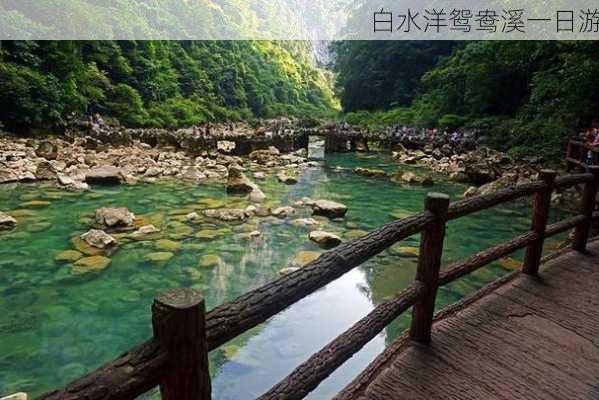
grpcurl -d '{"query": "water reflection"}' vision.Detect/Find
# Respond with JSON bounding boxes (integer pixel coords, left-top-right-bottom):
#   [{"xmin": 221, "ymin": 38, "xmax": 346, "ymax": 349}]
[{"xmin": 212, "ymin": 268, "xmax": 385, "ymax": 400}]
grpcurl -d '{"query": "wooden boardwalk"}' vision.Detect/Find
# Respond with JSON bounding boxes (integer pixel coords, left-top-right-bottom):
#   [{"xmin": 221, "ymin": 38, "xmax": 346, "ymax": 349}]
[{"xmin": 338, "ymin": 242, "xmax": 599, "ymax": 400}]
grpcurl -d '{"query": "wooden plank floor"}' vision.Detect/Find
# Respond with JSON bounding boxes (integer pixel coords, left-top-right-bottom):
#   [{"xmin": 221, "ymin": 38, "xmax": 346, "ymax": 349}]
[{"xmin": 338, "ymin": 243, "xmax": 599, "ymax": 400}]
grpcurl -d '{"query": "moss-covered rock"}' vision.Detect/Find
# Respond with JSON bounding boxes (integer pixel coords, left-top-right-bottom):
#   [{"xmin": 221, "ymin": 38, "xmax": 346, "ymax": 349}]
[
  {"xmin": 144, "ymin": 252, "xmax": 174, "ymax": 263},
  {"xmin": 155, "ymin": 239, "xmax": 182, "ymax": 252},
  {"xmin": 73, "ymin": 255, "xmax": 112, "ymax": 273},
  {"xmin": 199, "ymin": 254, "xmax": 222, "ymax": 268},
  {"xmin": 55, "ymin": 250, "xmax": 84, "ymax": 263}
]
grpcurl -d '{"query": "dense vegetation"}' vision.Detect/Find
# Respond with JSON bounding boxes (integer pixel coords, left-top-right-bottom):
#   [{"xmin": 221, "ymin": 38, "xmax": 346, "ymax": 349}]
[
  {"xmin": 334, "ymin": 41, "xmax": 599, "ymax": 161},
  {"xmin": 0, "ymin": 40, "xmax": 337, "ymax": 132}
]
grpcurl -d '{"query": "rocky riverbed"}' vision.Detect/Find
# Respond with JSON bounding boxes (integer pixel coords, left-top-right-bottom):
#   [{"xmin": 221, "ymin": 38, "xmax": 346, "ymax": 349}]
[{"xmin": 0, "ymin": 134, "xmax": 573, "ymax": 399}]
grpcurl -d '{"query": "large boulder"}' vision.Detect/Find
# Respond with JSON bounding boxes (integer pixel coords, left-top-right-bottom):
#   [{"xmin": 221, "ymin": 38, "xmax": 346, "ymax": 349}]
[
  {"xmin": 309, "ymin": 231, "xmax": 342, "ymax": 249},
  {"xmin": 35, "ymin": 161, "xmax": 57, "ymax": 180},
  {"xmin": 181, "ymin": 167, "xmax": 206, "ymax": 182},
  {"xmin": 249, "ymin": 147, "xmax": 280, "ymax": 164},
  {"xmin": 80, "ymin": 229, "xmax": 117, "ymax": 249},
  {"xmin": 35, "ymin": 140, "xmax": 58, "ymax": 160},
  {"xmin": 0, "ymin": 168, "xmax": 19, "ymax": 184},
  {"xmin": 249, "ymin": 187, "xmax": 266, "ymax": 203},
  {"xmin": 57, "ymin": 174, "xmax": 89, "ymax": 191},
  {"xmin": 468, "ymin": 174, "xmax": 518, "ymax": 197},
  {"xmin": 226, "ymin": 167, "xmax": 255, "ymax": 194},
  {"xmin": 0, "ymin": 211, "xmax": 17, "ymax": 230},
  {"xmin": 95, "ymin": 207, "xmax": 135, "ymax": 228},
  {"xmin": 73, "ymin": 255, "xmax": 112, "ymax": 272},
  {"xmin": 311, "ymin": 200, "xmax": 348, "ymax": 219},
  {"xmin": 85, "ymin": 166, "xmax": 124, "ymax": 185},
  {"xmin": 464, "ymin": 163, "xmax": 496, "ymax": 185}
]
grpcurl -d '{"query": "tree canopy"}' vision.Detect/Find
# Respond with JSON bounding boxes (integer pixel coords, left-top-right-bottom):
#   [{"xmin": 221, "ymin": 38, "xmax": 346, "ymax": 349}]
[
  {"xmin": 333, "ymin": 40, "xmax": 599, "ymax": 161},
  {"xmin": 0, "ymin": 40, "xmax": 337, "ymax": 132}
]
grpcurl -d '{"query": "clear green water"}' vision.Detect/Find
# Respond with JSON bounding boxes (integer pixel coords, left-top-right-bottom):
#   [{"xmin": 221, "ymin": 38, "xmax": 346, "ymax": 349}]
[{"xmin": 0, "ymin": 152, "xmax": 566, "ymax": 399}]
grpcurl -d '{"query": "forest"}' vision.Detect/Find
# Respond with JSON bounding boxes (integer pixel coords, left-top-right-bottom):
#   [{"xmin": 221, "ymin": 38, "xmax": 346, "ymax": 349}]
[
  {"xmin": 0, "ymin": 40, "xmax": 337, "ymax": 131},
  {"xmin": 1, "ymin": 39, "xmax": 598, "ymax": 161},
  {"xmin": 334, "ymin": 41, "xmax": 599, "ymax": 160}
]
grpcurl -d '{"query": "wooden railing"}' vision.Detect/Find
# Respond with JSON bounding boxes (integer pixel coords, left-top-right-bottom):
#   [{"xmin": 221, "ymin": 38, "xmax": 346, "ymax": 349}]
[
  {"xmin": 38, "ymin": 167, "xmax": 599, "ymax": 400},
  {"xmin": 566, "ymin": 139, "xmax": 599, "ymax": 171}
]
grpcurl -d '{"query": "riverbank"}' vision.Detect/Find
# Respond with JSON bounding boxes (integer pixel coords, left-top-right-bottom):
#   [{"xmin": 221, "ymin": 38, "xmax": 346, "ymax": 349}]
[{"xmin": 0, "ymin": 118, "xmax": 579, "ymax": 212}]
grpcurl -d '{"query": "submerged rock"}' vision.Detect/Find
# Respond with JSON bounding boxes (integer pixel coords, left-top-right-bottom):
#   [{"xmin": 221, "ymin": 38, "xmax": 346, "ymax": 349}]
[
  {"xmin": 21, "ymin": 200, "xmax": 51, "ymax": 208},
  {"xmin": 0, "ymin": 212, "xmax": 17, "ymax": 230},
  {"xmin": 195, "ymin": 229, "xmax": 223, "ymax": 240},
  {"xmin": 26, "ymin": 221, "xmax": 52, "ymax": 233},
  {"xmin": 498, "ymin": 257, "xmax": 521, "ymax": 270},
  {"xmin": 311, "ymin": 200, "xmax": 348, "ymax": 219},
  {"xmin": 345, "ymin": 230, "xmax": 369, "ymax": 240},
  {"xmin": 353, "ymin": 167, "xmax": 387, "ymax": 178},
  {"xmin": 144, "ymin": 252, "xmax": 174, "ymax": 263},
  {"xmin": 95, "ymin": 207, "xmax": 135, "ymax": 228},
  {"xmin": 156, "ymin": 239, "xmax": 182, "ymax": 252},
  {"xmin": 309, "ymin": 231, "xmax": 342, "ymax": 249},
  {"xmin": 80, "ymin": 229, "xmax": 117, "ymax": 249},
  {"xmin": 290, "ymin": 218, "xmax": 320, "ymax": 228},
  {"xmin": 73, "ymin": 255, "xmax": 112, "ymax": 272},
  {"xmin": 54, "ymin": 250, "xmax": 84, "ymax": 263},
  {"xmin": 199, "ymin": 254, "xmax": 222, "ymax": 268},
  {"xmin": 290, "ymin": 251, "xmax": 321, "ymax": 268},
  {"xmin": 391, "ymin": 246, "xmax": 420, "ymax": 258},
  {"xmin": 71, "ymin": 237, "xmax": 104, "ymax": 256}
]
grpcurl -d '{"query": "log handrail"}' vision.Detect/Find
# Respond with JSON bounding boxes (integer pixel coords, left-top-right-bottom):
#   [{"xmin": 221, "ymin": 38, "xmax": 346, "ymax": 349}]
[
  {"xmin": 554, "ymin": 172, "xmax": 593, "ymax": 189},
  {"xmin": 37, "ymin": 168, "xmax": 599, "ymax": 400}
]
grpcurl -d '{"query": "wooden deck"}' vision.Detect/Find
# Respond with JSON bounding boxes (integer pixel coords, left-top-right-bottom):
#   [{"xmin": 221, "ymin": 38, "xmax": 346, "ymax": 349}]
[{"xmin": 338, "ymin": 242, "xmax": 599, "ymax": 400}]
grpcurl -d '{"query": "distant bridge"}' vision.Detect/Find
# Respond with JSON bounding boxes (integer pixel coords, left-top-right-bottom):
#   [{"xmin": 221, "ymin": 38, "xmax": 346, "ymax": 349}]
[{"xmin": 38, "ymin": 167, "xmax": 599, "ymax": 400}]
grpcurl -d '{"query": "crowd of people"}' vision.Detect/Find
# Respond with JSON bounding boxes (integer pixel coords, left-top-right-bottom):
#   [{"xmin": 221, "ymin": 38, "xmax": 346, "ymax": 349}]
[
  {"xmin": 579, "ymin": 128, "xmax": 599, "ymax": 147},
  {"xmin": 389, "ymin": 126, "xmax": 478, "ymax": 149}
]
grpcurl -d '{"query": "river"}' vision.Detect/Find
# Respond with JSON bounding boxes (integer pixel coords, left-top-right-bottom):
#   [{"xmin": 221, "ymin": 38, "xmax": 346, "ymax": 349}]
[{"xmin": 0, "ymin": 151, "xmax": 566, "ymax": 399}]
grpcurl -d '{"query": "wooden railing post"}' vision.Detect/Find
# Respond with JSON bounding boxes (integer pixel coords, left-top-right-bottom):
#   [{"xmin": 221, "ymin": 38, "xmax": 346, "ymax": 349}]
[
  {"xmin": 566, "ymin": 141, "xmax": 573, "ymax": 171},
  {"xmin": 410, "ymin": 192, "xmax": 450, "ymax": 344},
  {"xmin": 152, "ymin": 288, "xmax": 211, "ymax": 400},
  {"xmin": 522, "ymin": 169, "xmax": 556, "ymax": 276},
  {"xmin": 572, "ymin": 165, "xmax": 599, "ymax": 252}
]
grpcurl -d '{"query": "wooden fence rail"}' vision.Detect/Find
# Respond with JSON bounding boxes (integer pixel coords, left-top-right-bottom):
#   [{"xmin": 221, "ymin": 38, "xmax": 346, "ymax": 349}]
[{"xmin": 38, "ymin": 167, "xmax": 599, "ymax": 400}]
